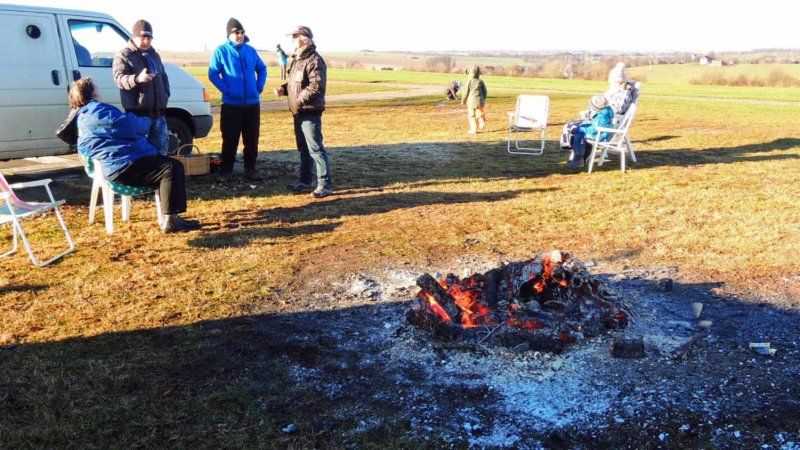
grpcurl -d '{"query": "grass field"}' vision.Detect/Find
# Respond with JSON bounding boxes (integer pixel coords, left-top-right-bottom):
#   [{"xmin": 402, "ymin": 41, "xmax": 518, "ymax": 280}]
[
  {"xmin": 2, "ymin": 65, "xmax": 800, "ymax": 447},
  {"xmin": 184, "ymin": 66, "xmax": 402, "ymax": 107}
]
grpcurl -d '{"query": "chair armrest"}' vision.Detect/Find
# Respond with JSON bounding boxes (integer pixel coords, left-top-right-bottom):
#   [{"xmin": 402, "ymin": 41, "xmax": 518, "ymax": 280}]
[
  {"xmin": 595, "ymin": 127, "xmax": 625, "ymax": 135},
  {"xmin": 8, "ymin": 179, "xmax": 53, "ymax": 190}
]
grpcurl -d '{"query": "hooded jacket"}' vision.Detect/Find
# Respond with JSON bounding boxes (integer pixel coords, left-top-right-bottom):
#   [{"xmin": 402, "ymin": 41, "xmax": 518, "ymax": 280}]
[
  {"xmin": 208, "ymin": 37, "xmax": 267, "ymax": 106},
  {"xmin": 580, "ymin": 106, "xmax": 615, "ymax": 142},
  {"xmin": 76, "ymin": 101, "xmax": 157, "ymax": 179},
  {"xmin": 112, "ymin": 40, "xmax": 170, "ymax": 117},
  {"xmin": 279, "ymin": 43, "xmax": 327, "ymax": 114},
  {"xmin": 462, "ymin": 65, "xmax": 487, "ymax": 109}
]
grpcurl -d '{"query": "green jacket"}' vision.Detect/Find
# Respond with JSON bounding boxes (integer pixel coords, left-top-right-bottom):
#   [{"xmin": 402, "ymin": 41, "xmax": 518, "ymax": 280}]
[{"xmin": 462, "ymin": 65, "xmax": 487, "ymax": 109}]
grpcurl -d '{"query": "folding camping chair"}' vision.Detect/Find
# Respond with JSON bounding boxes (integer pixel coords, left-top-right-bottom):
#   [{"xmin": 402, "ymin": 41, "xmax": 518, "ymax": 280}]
[
  {"xmin": 0, "ymin": 171, "xmax": 74, "ymax": 267},
  {"xmin": 507, "ymin": 95, "xmax": 550, "ymax": 155},
  {"xmin": 586, "ymin": 102, "xmax": 639, "ymax": 173}
]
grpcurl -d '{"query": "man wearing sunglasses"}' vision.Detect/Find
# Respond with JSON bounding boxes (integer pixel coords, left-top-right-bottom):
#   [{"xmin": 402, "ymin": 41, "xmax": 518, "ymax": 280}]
[
  {"xmin": 208, "ymin": 18, "xmax": 267, "ymax": 181},
  {"xmin": 275, "ymin": 26, "xmax": 333, "ymax": 198}
]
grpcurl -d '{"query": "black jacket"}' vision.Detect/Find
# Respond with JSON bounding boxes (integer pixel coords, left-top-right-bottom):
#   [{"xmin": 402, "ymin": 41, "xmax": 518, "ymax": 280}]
[{"xmin": 112, "ymin": 41, "xmax": 170, "ymax": 117}]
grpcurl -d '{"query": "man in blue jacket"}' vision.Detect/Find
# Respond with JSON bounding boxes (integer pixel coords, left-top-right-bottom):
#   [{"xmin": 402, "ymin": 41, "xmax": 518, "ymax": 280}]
[{"xmin": 208, "ymin": 18, "xmax": 267, "ymax": 181}]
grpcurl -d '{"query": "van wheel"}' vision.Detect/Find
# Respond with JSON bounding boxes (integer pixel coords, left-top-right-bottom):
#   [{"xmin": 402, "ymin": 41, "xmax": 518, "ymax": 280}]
[{"xmin": 166, "ymin": 117, "xmax": 193, "ymax": 155}]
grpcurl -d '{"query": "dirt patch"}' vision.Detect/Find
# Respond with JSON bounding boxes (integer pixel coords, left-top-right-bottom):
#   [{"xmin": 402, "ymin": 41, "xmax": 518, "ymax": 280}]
[{"xmin": 260, "ymin": 259, "xmax": 800, "ymax": 448}]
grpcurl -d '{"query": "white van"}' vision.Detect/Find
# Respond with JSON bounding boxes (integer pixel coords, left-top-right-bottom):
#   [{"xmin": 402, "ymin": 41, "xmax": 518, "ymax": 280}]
[{"xmin": 0, "ymin": 4, "xmax": 212, "ymax": 160}]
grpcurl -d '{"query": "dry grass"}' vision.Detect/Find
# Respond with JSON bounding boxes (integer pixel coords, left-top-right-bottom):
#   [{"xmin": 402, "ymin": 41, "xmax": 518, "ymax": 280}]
[{"xmin": 2, "ymin": 72, "xmax": 800, "ymax": 446}]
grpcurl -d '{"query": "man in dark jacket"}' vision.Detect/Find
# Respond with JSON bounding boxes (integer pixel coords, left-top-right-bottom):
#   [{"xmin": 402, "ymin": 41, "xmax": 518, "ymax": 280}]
[
  {"xmin": 113, "ymin": 20, "xmax": 170, "ymax": 156},
  {"xmin": 275, "ymin": 26, "xmax": 333, "ymax": 198},
  {"xmin": 208, "ymin": 18, "xmax": 267, "ymax": 181}
]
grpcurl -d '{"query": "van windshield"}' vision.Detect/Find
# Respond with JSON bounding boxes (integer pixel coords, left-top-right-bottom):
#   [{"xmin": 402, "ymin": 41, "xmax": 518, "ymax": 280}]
[{"xmin": 68, "ymin": 20, "xmax": 128, "ymax": 67}]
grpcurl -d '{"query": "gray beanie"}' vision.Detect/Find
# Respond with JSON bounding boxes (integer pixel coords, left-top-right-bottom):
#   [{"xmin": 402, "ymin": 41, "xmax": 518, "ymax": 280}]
[
  {"xmin": 589, "ymin": 95, "xmax": 608, "ymax": 112},
  {"xmin": 226, "ymin": 18, "xmax": 244, "ymax": 35}
]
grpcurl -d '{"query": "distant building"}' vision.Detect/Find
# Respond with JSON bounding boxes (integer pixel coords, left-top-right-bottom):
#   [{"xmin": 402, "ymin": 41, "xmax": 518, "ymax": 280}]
[{"xmin": 699, "ymin": 55, "xmax": 712, "ymax": 65}]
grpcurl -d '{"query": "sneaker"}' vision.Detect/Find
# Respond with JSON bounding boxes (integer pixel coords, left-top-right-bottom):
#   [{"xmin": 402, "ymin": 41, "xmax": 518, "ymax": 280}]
[
  {"xmin": 174, "ymin": 216, "xmax": 201, "ymax": 229},
  {"xmin": 467, "ymin": 129, "xmax": 477, "ymax": 135},
  {"xmin": 161, "ymin": 214, "xmax": 200, "ymax": 233},
  {"xmin": 244, "ymin": 169, "xmax": 263, "ymax": 181},
  {"xmin": 287, "ymin": 180, "xmax": 315, "ymax": 193},
  {"xmin": 311, "ymin": 185, "xmax": 333, "ymax": 198}
]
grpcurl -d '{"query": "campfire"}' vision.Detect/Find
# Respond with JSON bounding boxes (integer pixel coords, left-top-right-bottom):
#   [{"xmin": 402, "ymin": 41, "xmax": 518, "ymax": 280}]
[{"xmin": 406, "ymin": 251, "xmax": 630, "ymax": 353}]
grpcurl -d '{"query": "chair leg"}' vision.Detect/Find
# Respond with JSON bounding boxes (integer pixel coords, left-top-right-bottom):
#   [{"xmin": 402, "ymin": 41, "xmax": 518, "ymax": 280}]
[
  {"xmin": 626, "ymin": 135, "xmax": 637, "ymax": 162},
  {"xmin": 599, "ymin": 146, "xmax": 610, "ymax": 167},
  {"xmin": 89, "ymin": 179, "xmax": 100, "ymax": 224},
  {"xmin": 621, "ymin": 146, "xmax": 626, "ymax": 172},
  {"xmin": 101, "ymin": 185, "xmax": 114, "ymax": 234},
  {"xmin": 13, "ymin": 208, "xmax": 75, "ymax": 268},
  {"xmin": 121, "ymin": 196, "xmax": 132, "ymax": 221}
]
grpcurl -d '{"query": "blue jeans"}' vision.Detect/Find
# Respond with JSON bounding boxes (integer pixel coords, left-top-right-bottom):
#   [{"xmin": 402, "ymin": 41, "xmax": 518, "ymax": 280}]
[
  {"xmin": 294, "ymin": 113, "xmax": 331, "ymax": 188},
  {"xmin": 570, "ymin": 124, "xmax": 593, "ymax": 161},
  {"xmin": 148, "ymin": 115, "xmax": 169, "ymax": 156}
]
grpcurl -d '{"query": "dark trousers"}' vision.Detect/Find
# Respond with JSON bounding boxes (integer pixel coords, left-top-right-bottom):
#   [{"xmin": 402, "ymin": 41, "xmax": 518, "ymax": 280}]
[
  {"xmin": 110, "ymin": 155, "xmax": 187, "ymax": 215},
  {"xmin": 293, "ymin": 112, "xmax": 331, "ymax": 187},
  {"xmin": 220, "ymin": 103, "xmax": 260, "ymax": 172}
]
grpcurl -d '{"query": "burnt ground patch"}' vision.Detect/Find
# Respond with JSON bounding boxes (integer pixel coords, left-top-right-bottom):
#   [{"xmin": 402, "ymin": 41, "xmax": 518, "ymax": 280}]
[{"xmin": 1, "ymin": 263, "xmax": 799, "ymax": 448}]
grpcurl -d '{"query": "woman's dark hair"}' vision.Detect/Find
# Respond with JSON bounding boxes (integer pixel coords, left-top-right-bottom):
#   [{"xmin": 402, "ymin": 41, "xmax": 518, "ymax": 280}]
[{"xmin": 68, "ymin": 77, "xmax": 96, "ymax": 109}]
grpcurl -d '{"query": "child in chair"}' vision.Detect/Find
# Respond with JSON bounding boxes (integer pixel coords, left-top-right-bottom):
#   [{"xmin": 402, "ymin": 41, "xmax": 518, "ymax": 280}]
[{"xmin": 567, "ymin": 95, "xmax": 614, "ymax": 168}]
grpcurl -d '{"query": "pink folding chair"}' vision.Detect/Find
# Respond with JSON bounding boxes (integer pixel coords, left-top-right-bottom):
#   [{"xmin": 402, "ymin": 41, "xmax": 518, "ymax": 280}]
[{"xmin": 0, "ymin": 171, "xmax": 74, "ymax": 267}]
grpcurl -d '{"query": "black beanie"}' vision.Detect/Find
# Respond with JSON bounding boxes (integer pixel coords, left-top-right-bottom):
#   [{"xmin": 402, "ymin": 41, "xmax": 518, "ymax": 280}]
[
  {"xmin": 226, "ymin": 18, "xmax": 244, "ymax": 35},
  {"xmin": 132, "ymin": 19, "xmax": 153, "ymax": 38}
]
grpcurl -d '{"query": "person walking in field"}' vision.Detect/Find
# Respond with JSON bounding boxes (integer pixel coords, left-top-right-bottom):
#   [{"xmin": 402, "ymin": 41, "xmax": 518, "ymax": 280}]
[
  {"xmin": 461, "ymin": 65, "xmax": 487, "ymax": 134},
  {"xmin": 275, "ymin": 26, "xmax": 333, "ymax": 199},
  {"xmin": 208, "ymin": 18, "xmax": 267, "ymax": 181},
  {"xmin": 276, "ymin": 44, "xmax": 288, "ymax": 80},
  {"xmin": 113, "ymin": 19, "xmax": 170, "ymax": 156}
]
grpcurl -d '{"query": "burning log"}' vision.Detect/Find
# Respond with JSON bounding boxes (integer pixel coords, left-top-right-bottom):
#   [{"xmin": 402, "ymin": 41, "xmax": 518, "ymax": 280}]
[
  {"xmin": 415, "ymin": 274, "xmax": 462, "ymax": 324},
  {"xmin": 408, "ymin": 252, "xmax": 630, "ymax": 353}
]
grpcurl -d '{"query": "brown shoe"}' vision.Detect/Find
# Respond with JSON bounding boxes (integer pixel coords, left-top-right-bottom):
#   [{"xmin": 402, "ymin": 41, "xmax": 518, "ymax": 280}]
[{"xmin": 244, "ymin": 169, "xmax": 263, "ymax": 181}]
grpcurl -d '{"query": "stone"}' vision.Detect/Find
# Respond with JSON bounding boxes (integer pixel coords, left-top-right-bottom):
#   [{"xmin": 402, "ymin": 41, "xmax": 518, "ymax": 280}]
[{"xmin": 612, "ymin": 336, "xmax": 646, "ymax": 358}]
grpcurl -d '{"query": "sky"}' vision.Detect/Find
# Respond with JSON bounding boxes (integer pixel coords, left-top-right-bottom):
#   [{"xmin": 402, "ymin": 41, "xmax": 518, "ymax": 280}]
[{"xmin": 8, "ymin": 0, "xmax": 800, "ymax": 53}]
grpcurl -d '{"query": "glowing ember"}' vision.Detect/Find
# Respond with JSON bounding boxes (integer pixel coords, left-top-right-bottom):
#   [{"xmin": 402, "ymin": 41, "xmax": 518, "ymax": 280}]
[{"xmin": 406, "ymin": 252, "xmax": 630, "ymax": 352}]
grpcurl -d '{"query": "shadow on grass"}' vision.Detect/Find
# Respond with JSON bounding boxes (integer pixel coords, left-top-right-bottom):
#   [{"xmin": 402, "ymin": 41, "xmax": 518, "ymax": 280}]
[
  {"xmin": 0, "ymin": 284, "xmax": 49, "ymax": 295},
  {"xmin": 188, "ymin": 187, "xmax": 554, "ymax": 249},
  {"xmin": 619, "ymin": 137, "xmax": 800, "ymax": 171},
  {"xmin": 1, "ymin": 279, "xmax": 798, "ymax": 448}
]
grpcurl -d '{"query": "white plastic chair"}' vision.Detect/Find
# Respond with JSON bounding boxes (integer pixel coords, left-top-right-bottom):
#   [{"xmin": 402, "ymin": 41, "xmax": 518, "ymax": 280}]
[
  {"xmin": 85, "ymin": 158, "xmax": 162, "ymax": 234},
  {"xmin": 0, "ymin": 171, "xmax": 74, "ymax": 267},
  {"xmin": 586, "ymin": 103, "xmax": 639, "ymax": 173},
  {"xmin": 507, "ymin": 95, "xmax": 550, "ymax": 155}
]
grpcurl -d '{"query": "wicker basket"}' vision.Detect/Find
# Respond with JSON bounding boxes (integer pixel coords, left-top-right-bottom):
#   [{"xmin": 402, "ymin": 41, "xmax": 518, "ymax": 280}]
[{"xmin": 173, "ymin": 144, "xmax": 210, "ymax": 176}]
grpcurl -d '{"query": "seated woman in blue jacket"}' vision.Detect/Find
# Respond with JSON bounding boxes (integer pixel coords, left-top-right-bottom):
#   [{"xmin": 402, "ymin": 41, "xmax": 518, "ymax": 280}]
[
  {"xmin": 567, "ymin": 95, "xmax": 615, "ymax": 168},
  {"xmin": 68, "ymin": 77, "xmax": 201, "ymax": 233}
]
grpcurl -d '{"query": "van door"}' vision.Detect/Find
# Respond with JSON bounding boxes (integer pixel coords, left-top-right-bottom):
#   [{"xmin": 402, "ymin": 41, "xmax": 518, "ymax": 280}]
[
  {"xmin": 58, "ymin": 15, "xmax": 130, "ymax": 111},
  {"xmin": 0, "ymin": 11, "xmax": 69, "ymax": 159}
]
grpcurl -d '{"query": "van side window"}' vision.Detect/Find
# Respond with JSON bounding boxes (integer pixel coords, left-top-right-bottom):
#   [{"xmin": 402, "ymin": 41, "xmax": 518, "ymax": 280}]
[{"xmin": 68, "ymin": 20, "xmax": 128, "ymax": 67}]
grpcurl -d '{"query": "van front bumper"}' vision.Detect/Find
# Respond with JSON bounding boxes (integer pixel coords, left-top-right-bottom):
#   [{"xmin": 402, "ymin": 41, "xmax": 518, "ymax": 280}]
[{"xmin": 192, "ymin": 115, "xmax": 214, "ymax": 138}]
